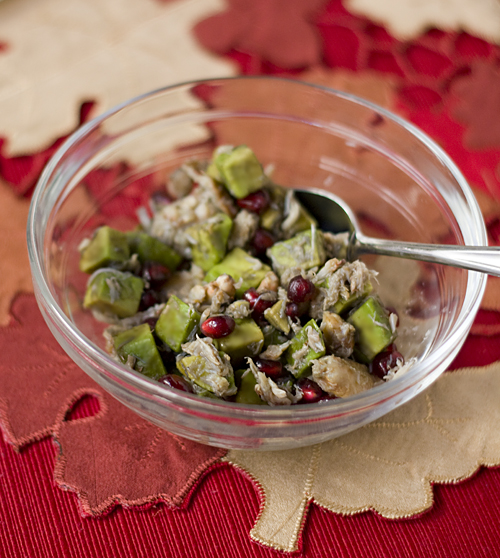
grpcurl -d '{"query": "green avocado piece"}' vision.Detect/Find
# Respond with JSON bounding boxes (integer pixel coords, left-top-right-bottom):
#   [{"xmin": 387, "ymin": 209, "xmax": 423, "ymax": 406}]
[
  {"xmin": 126, "ymin": 230, "xmax": 182, "ymax": 271},
  {"xmin": 285, "ymin": 319, "xmax": 326, "ymax": 378},
  {"xmin": 267, "ymin": 229, "xmax": 326, "ymax": 277},
  {"xmin": 213, "ymin": 318, "xmax": 264, "ymax": 364},
  {"xmin": 263, "ymin": 300, "xmax": 290, "ymax": 334},
  {"xmin": 79, "ymin": 226, "xmax": 130, "ymax": 273},
  {"xmin": 213, "ymin": 145, "xmax": 266, "ymax": 199},
  {"xmin": 83, "ymin": 270, "xmax": 144, "ymax": 318},
  {"xmin": 204, "ymin": 248, "xmax": 271, "ymax": 297},
  {"xmin": 113, "ymin": 323, "xmax": 166, "ymax": 380},
  {"xmin": 155, "ymin": 295, "xmax": 200, "ymax": 352},
  {"xmin": 347, "ymin": 296, "xmax": 396, "ymax": 363},
  {"xmin": 262, "ymin": 326, "xmax": 289, "ymax": 348},
  {"xmin": 235, "ymin": 371, "xmax": 266, "ymax": 405},
  {"xmin": 332, "ymin": 282, "xmax": 373, "ymax": 315},
  {"xmin": 185, "ymin": 213, "xmax": 233, "ymax": 272},
  {"xmin": 176, "ymin": 355, "xmax": 235, "ymax": 395}
]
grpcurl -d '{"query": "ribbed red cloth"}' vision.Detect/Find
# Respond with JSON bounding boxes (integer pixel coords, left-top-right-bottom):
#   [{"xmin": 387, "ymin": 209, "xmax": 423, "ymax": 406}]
[{"xmin": 2, "ymin": 0, "xmax": 500, "ymax": 555}]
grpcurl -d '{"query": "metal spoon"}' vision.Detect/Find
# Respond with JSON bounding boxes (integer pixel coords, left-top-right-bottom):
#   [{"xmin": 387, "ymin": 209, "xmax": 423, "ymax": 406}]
[{"xmin": 295, "ymin": 188, "xmax": 500, "ymax": 277}]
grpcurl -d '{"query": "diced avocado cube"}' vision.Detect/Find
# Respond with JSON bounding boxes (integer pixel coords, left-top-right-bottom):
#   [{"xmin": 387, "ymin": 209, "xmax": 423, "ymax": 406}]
[
  {"xmin": 213, "ymin": 145, "xmax": 266, "ymax": 199},
  {"xmin": 235, "ymin": 371, "xmax": 266, "ymax": 405},
  {"xmin": 263, "ymin": 326, "xmax": 289, "ymax": 348},
  {"xmin": 176, "ymin": 355, "xmax": 235, "ymax": 395},
  {"xmin": 267, "ymin": 229, "xmax": 326, "ymax": 277},
  {"xmin": 83, "ymin": 270, "xmax": 144, "ymax": 318},
  {"xmin": 204, "ymin": 248, "xmax": 271, "ymax": 297},
  {"xmin": 213, "ymin": 318, "xmax": 264, "ymax": 364},
  {"xmin": 264, "ymin": 300, "xmax": 290, "ymax": 334},
  {"xmin": 185, "ymin": 213, "xmax": 233, "ymax": 272},
  {"xmin": 285, "ymin": 319, "xmax": 326, "ymax": 378},
  {"xmin": 347, "ymin": 297, "xmax": 396, "ymax": 363},
  {"xmin": 332, "ymin": 282, "xmax": 373, "ymax": 316},
  {"xmin": 113, "ymin": 323, "xmax": 166, "ymax": 380},
  {"xmin": 260, "ymin": 207, "xmax": 281, "ymax": 231},
  {"xmin": 155, "ymin": 295, "xmax": 200, "ymax": 352},
  {"xmin": 79, "ymin": 226, "xmax": 130, "ymax": 273},
  {"xmin": 126, "ymin": 231, "xmax": 182, "ymax": 271}
]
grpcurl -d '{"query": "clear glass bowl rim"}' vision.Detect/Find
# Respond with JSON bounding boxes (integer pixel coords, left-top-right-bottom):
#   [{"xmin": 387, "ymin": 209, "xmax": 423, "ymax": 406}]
[{"xmin": 27, "ymin": 76, "xmax": 487, "ymax": 423}]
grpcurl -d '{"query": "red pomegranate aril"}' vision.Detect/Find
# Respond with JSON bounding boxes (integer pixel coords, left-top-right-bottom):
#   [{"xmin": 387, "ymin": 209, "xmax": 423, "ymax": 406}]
[
  {"xmin": 142, "ymin": 261, "xmax": 170, "ymax": 288},
  {"xmin": 285, "ymin": 301, "xmax": 308, "ymax": 319},
  {"xmin": 287, "ymin": 275, "xmax": 315, "ymax": 303},
  {"xmin": 159, "ymin": 374, "xmax": 193, "ymax": 393},
  {"xmin": 243, "ymin": 288, "xmax": 274, "ymax": 320},
  {"xmin": 255, "ymin": 358, "xmax": 285, "ymax": 380},
  {"xmin": 143, "ymin": 317, "xmax": 158, "ymax": 330},
  {"xmin": 297, "ymin": 378, "xmax": 325, "ymax": 404},
  {"xmin": 236, "ymin": 189, "xmax": 270, "ymax": 214},
  {"xmin": 251, "ymin": 228, "xmax": 275, "ymax": 256},
  {"xmin": 243, "ymin": 287, "xmax": 259, "ymax": 306},
  {"xmin": 201, "ymin": 315, "xmax": 235, "ymax": 338},
  {"xmin": 139, "ymin": 289, "xmax": 160, "ymax": 311},
  {"xmin": 370, "ymin": 344, "xmax": 404, "ymax": 379}
]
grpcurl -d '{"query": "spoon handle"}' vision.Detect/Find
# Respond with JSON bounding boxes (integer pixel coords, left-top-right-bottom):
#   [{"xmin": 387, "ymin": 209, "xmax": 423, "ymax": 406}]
[{"xmin": 355, "ymin": 237, "xmax": 500, "ymax": 276}]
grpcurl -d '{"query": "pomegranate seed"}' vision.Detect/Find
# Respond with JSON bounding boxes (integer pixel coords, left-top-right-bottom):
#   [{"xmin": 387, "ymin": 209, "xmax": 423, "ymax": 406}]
[
  {"xmin": 287, "ymin": 275, "xmax": 315, "ymax": 303},
  {"xmin": 285, "ymin": 301, "xmax": 308, "ymax": 319},
  {"xmin": 243, "ymin": 288, "xmax": 275, "ymax": 320},
  {"xmin": 159, "ymin": 374, "xmax": 193, "ymax": 393},
  {"xmin": 370, "ymin": 344, "xmax": 404, "ymax": 379},
  {"xmin": 139, "ymin": 289, "xmax": 160, "ymax": 311},
  {"xmin": 201, "ymin": 315, "xmax": 236, "ymax": 338},
  {"xmin": 142, "ymin": 261, "xmax": 170, "ymax": 288},
  {"xmin": 297, "ymin": 378, "xmax": 326, "ymax": 404},
  {"xmin": 255, "ymin": 358, "xmax": 285, "ymax": 380},
  {"xmin": 251, "ymin": 229, "xmax": 275, "ymax": 256},
  {"xmin": 236, "ymin": 189, "xmax": 270, "ymax": 214},
  {"xmin": 143, "ymin": 317, "xmax": 158, "ymax": 330}
]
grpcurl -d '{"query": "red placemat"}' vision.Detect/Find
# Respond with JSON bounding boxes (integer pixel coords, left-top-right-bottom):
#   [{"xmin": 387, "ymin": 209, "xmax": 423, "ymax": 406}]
[{"xmin": 2, "ymin": 0, "xmax": 500, "ymax": 556}]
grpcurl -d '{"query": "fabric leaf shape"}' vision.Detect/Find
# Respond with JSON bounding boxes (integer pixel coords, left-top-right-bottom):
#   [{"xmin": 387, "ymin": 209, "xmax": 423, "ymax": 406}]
[
  {"xmin": 226, "ymin": 363, "xmax": 500, "ymax": 552},
  {"xmin": 54, "ymin": 396, "xmax": 225, "ymax": 516},
  {"xmin": 345, "ymin": 0, "xmax": 500, "ymax": 44},
  {"xmin": 0, "ymin": 180, "xmax": 33, "ymax": 325},
  {"xmin": 0, "ymin": 0, "xmax": 235, "ymax": 155},
  {"xmin": 0, "ymin": 296, "xmax": 94, "ymax": 447}
]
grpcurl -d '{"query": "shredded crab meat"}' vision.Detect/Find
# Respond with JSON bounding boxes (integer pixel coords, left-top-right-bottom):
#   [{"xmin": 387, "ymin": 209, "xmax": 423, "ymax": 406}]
[
  {"xmin": 310, "ymin": 260, "xmax": 377, "ymax": 320},
  {"xmin": 259, "ymin": 340, "xmax": 291, "ymax": 360},
  {"xmin": 225, "ymin": 300, "xmax": 251, "ymax": 320},
  {"xmin": 312, "ymin": 355, "xmax": 379, "ymax": 398},
  {"xmin": 320, "ymin": 311, "xmax": 355, "ymax": 359},
  {"xmin": 323, "ymin": 231, "xmax": 349, "ymax": 260},
  {"xmin": 181, "ymin": 336, "xmax": 236, "ymax": 397},
  {"xmin": 247, "ymin": 359, "xmax": 301, "ymax": 405},
  {"xmin": 281, "ymin": 191, "xmax": 302, "ymax": 235},
  {"xmin": 228, "ymin": 209, "xmax": 259, "ymax": 250},
  {"xmin": 384, "ymin": 357, "xmax": 416, "ymax": 381}
]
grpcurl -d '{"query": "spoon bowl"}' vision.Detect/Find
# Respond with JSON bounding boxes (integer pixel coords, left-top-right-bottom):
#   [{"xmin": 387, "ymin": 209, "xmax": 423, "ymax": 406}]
[{"xmin": 296, "ymin": 189, "xmax": 500, "ymax": 277}]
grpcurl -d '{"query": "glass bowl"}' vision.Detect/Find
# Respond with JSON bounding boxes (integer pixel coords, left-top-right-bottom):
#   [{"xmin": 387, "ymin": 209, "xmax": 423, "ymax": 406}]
[{"xmin": 27, "ymin": 77, "xmax": 487, "ymax": 450}]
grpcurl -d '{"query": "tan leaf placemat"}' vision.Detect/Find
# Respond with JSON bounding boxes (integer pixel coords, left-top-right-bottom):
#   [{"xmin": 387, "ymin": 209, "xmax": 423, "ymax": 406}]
[
  {"xmin": 0, "ymin": 0, "xmax": 235, "ymax": 155},
  {"xmin": 345, "ymin": 0, "xmax": 500, "ymax": 43},
  {"xmin": 226, "ymin": 363, "xmax": 500, "ymax": 552}
]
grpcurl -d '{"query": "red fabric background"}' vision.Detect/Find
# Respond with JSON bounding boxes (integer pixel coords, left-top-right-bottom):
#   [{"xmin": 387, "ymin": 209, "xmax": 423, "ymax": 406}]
[{"xmin": 2, "ymin": 0, "xmax": 500, "ymax": 555}]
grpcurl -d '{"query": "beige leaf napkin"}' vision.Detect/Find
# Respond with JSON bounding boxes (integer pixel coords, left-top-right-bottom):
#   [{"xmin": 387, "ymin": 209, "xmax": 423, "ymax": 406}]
[
  {"xmin": 0, "ymin": 0, "xmax": 235, "ymax": 155},
  {"xmin": 226, "ymin": 363, "xmax": 500, "ymax": 552},
  {"xmin": 345, "ymin": 0, "xmax": 500, "ymax": 43}
]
